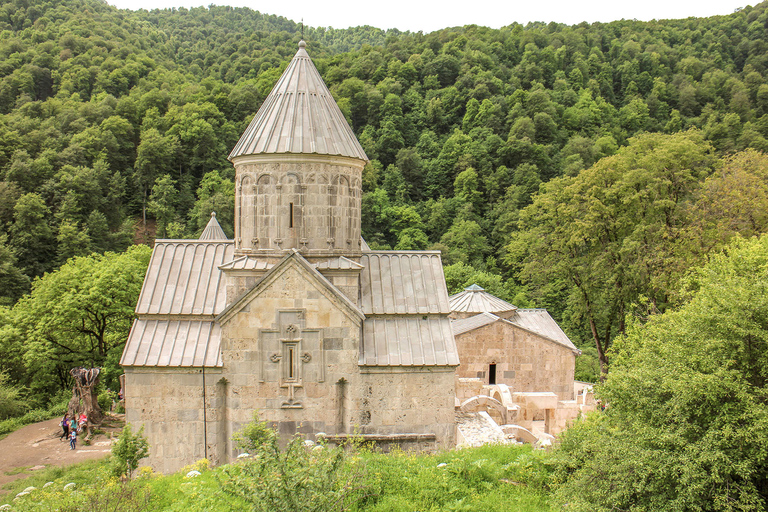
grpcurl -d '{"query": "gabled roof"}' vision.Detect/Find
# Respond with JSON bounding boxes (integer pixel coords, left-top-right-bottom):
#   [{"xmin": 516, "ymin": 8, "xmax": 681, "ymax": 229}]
[
  {"xmin": 449, "ymin": 284, "xmax": 517, "ymax": 315},
  {"xmin": 135, "ymin": 240, "xmax": 234, "ymax": 316},
  {"xmin": 360, "ymin": 252, "xmax": 451, "ymax": 315},
  {"xmin": 216, "ymin": 249, "xmax": 365, "ymax": 325},
  {"xmin": 198, "ymin": 212, "xmax": 228, "ymax": 240},
  {"xmin": 451, "ymin": 312, "xmax": 500, "ymax": 336},
  {"xmin": 228, "ymin": 40, "xmax": 368, "ymax": 162},
  {"xmin": 451, "ymin": 309, "xmax": 580, "ymax": 354},
  {"xmin": 507, "ymin": 309, "xmax": 579, "ymax": 353}
]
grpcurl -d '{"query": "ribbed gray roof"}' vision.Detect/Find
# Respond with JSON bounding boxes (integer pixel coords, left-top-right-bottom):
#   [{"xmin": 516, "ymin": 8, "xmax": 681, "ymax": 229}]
[
  {"xmin": 135, "ymin": 241, "xmax": 234, "ymax": 315},
  {"xmin": 449, "ymin": 284, "xmax": 518, "ymax": 315},
  {"xmin": 360, "ymin": 252, "xmax": 451, "ymax": 315},
  {"xmin": 123, "ymin": 240, "xmax": 235, "ymax": 367},
  {"xmin": 507, "ymin": 309, "xmax": 579, "ymax": 353},
  {"xmin": 228, "ymin": 40, "xmax": 368, "ymax": 161},
  {"xmin": 219, "ymin": 256, "xmax": 273, "ymax": 271},
  {"xmin": 359, "ymin": 251, "xmax": 458, "ymax": 366},
  {"xmin": 314, "ymin": 256, "xmax": 364, "ymax": 271},
  {"xmin": 452, "ymin": 312, "xmax": 500, "ymax": 336},
  {"xmin": 360, "ymin": 316, "xmax": 459, "ymax": 366},
  {"xmin": 121, "ymin": 319, "xmax": 222, "ymax": 367},
  {"xmin": 199, "ymin": 212, "xmax": 228, "ymax": 240}
]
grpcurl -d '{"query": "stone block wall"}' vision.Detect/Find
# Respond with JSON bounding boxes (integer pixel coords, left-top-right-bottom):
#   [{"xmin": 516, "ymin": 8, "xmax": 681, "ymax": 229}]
[
  {"xmin": 355, "ymin": 368, "xmax": 457, "ymax": 450},
  {"xmin": 232, "ymin": 156, "xmax": 364, "ymax": 256},
  {"xmin": 455, "ymin": 321, "xmax": 576, "ymax": 400},
  {"xmin": 124, "ymin": 367, "xmax": 225, "ymax": 474},
  {"xmin": 219, "ymin": 260, "xmax": 364, "ymax": 460}
]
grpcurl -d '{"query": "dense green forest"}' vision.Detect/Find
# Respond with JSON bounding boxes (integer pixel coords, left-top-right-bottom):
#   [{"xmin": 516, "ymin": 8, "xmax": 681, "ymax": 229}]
[{"xmin": 1, "ymin": 0, "xmax": 768, "ymax": 392}]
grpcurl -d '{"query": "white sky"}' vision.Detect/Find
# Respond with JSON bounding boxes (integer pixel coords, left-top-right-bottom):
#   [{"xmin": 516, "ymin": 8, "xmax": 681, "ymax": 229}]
[{"xmin": 107, "ymin": 0, "xmax": 751, "ymax": 33}]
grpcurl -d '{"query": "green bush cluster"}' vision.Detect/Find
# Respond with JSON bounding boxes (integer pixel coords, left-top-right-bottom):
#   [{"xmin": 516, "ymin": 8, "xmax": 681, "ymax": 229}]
[
  {"xmin": 552, "ymin": 234, "xmax": 768, "ymax": 511},
  {"xmin": 0, "ymin": 398, "xmax": 67, "ymax": 439}
]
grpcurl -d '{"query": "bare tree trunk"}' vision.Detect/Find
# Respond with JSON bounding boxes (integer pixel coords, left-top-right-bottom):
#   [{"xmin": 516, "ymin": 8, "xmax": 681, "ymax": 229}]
[{"xmin": 68, "ymin": 367, "xmax": 104, "ymax": 441}]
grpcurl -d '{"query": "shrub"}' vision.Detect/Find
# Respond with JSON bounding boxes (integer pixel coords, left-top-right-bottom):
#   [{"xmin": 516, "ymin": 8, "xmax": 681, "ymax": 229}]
[
  {"xmin": 231, "ymin": 412, "xmax": 276, "ymax": 453},
  {"xmin": 222, "ymin": 415, "xmax": 365, "ymax": 512},
  {"xmin": 111, "ymin": 425, "xmax": 150, "ymax": 480},
  {"xmin": 97, "ymin": 388, "xmax": 117, "ymax": 412},
  {"xmin": 0, "ymin": 371, "xmax": 27, "ymax": 420}
]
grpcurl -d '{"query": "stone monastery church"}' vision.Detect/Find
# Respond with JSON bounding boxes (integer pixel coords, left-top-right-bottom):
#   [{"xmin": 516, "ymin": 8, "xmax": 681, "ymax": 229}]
[{"xmin": 121, "ymin": 41, "xmax": 581, "ymax": 473}]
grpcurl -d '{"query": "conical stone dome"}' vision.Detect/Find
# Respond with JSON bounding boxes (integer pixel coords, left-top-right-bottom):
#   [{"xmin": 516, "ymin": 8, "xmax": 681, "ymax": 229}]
[
  {"xmin": 449, "ymin": 284, "xmax": 518, "ymax": 318},
  {"xmin": 198, "ymin": 212, "xmax": 228, "ymax": 240},
  {"xmin": 228, "ymin": 41, "xmax": 366, "ymax": 258},
  {"xmin": 229, "ymin": 40, "xmax": 367, "ymax": 161}
]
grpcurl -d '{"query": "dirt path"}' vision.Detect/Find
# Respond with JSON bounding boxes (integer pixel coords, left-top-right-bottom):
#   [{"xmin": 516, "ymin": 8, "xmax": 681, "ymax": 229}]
[{"xmin": 0, "ymin": 416, "xmax": 123, "ymax": 491}]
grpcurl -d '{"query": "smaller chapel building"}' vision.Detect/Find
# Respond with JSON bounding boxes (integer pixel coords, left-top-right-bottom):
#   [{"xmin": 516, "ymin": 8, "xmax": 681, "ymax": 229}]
[{"xmin": 450, "ymin": 285, "xmax": 580, "ymax": 401}]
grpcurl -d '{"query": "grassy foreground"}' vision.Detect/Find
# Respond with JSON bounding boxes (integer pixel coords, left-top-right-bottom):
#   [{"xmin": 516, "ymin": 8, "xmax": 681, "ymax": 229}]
[{"xmin": 2, "ymin": 444, "xmax": 555, "ymax": 511}]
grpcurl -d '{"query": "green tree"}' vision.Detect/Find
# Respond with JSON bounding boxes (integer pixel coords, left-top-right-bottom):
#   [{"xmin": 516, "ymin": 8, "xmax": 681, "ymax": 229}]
[
  {"xmin": 147, "ymin": 174, "xmax": 179, "ymax": 239},
  {"xmin": 509, "ymin": 131, "xmax": 717, "ymax": 375},
  {"xmin": 554, "ymin": 234, "xmax": 768, "ymax": 511},
  {"xmin": 14, "ymin": 245, "xmax": 152, "ymax": 393},
  {"xmin": 188, "ymin": 170, "xmax": 234, "ymax": 237},
  {"xmin": 9, "ymin": 192, "xmax": 55, "ymax": 279},
  {"xmin": 134, "ymin": 128, "xmax": 179, "ymax": 234},
  {"xmin": 111, "ymin": 424, "xmax": 149, "ymax": 480}
]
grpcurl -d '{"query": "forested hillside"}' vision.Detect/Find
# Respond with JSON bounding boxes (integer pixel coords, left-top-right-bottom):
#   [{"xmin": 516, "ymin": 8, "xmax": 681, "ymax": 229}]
[{"xmin": 2, "ymin": 0, "xmax": 768, "ymax": 393}]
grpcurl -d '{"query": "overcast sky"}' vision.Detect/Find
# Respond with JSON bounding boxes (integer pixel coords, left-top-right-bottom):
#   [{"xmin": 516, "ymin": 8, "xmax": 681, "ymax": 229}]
[{"xmin": 107, "ymin": 0, "xmax": 750, "ymax": 33}]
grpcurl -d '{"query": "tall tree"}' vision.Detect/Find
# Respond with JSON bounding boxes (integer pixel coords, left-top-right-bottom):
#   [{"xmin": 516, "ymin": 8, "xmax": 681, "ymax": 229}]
[
  {"xmin": 508, "ymin": 131, "xmax": 717, "ymax": 374},
  {"xmin": 13, "ymin": 245, "xmax": 152, "ymax": 394},
  {"xmin": 554, "ymin": 234, "xmax": 768, "ymax": 511}
]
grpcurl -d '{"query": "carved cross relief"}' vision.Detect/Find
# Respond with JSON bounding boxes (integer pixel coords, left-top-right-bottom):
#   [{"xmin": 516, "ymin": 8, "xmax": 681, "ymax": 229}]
[{"xmin": 259, "ymin": 310, "xmax": 323, "ymax": 409}]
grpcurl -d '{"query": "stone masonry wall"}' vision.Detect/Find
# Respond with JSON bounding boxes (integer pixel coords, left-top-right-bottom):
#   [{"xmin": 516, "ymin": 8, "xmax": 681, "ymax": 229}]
[
  {"xmin": 455, "ymin": 322, "xmax": 576, "ymax": 400},
  {"xmin": 233, "ymin": 157, "xmax": 364, "ymax": 256},
  {"xmin": 355, "ymin": 368, "xmax": 457, "ymax": 449},
  {"xmin": 219, "ymin": 261, "xmax": 364, "ymax": 461},
  {"xmin": 124, "ymin": 367, "xmax": 225, "ymax": 474}
]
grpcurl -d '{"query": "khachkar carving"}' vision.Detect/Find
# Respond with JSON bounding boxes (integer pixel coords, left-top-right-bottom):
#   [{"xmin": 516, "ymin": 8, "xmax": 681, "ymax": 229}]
[{"xmin": 260, "ymin": 310, "xmax": 323, "ymax": 409}]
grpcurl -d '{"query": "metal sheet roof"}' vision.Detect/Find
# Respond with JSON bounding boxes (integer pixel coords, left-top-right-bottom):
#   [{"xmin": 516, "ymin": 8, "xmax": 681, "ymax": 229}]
[
  {"xmin": 506, "ymin": 309, "xmax": 579, "ymax": 353},
  {"xmin": 360, "ymin": 252, "xmax": 451, "ymax": 315},
  {"xmin": 218, "ymin": 256, "xmax": 273, "ymax": 271},
  {"xmin": 451, "ymin": 312, "xmax": 500, "ymax": 336},
  {"xmin": 198, "ymin": 212, "xmax": 228, "ymax": 240},
  {"xmin": 360, "ymin": 316, "xmax": 459, "ymax": 366},
  {"xmin": 314, "ymin": 256, "xmax": 363, "ymax": 270},
  {"xmin": 136, "ymin": 241, "xmax": 234, "ymax": 315},
  {"xmin": 228, "ymin": 41, "xmax": 368, "ymax": 161},
  {"xmin": 449, "ymin": 284, "xmax": 517, "ymax": 314},
  {"xmin": 121, "ymin": 318, "xmax": 222, "ymax": 367}
]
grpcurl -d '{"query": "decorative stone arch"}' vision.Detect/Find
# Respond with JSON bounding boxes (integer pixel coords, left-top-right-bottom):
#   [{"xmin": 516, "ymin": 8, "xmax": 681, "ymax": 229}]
[
  {"xmin": 256, "ymin": 173, "xmax": 275, "ymax": 248},
  {"xmin": 238, "ymin": 174, "xmax": 255, "ymax": 251},
  {"xmin": 280, "ymin": 172, "xmax": 303, "ymax": 247},
  {"xmin": 489, "ymin": 384, "xmax": 515, "ymax": 409},
  {"xmin": 460, "ymin": 395, "xmax": 509, "ymax": 425}
]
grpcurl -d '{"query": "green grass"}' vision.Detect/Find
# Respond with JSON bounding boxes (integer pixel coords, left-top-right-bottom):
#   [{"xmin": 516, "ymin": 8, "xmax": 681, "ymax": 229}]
[
  {"xmin": 0, "ymin": 458, "xmax": 112, "ymax": 504},
  {"xmin": 3, "ymin": 445, "xmax": 556, "ymax": 511},
  {"xmin": 349, "ymin": 444, "xmax": 555, "ymax": 512}
]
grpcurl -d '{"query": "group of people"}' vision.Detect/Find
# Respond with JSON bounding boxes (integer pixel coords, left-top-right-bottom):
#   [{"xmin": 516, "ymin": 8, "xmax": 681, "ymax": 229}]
[{"xmin": 59, "ymin": 413, "xmax": 88, "ymax": 450}]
